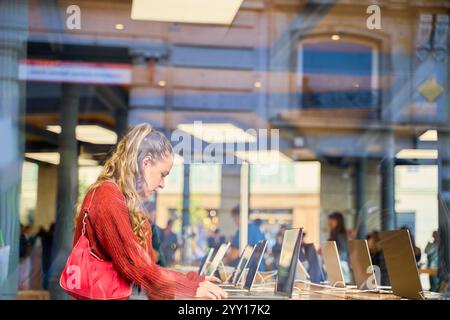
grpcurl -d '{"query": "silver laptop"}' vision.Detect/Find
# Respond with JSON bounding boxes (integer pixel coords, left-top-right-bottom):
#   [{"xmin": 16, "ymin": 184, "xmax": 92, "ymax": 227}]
[
  {"xmin": 227, "ymin": 228, "xmax": 304, "ymax": 299},
  {"xmin": 321, "ymin": 241, "xmax": 346, "ymax": 288},
  {"xmin": 275, "ymin": 228, "xmax": 304, "ymax": 297},
  {"xmin": 225, "ymin": 240, "xmax": 268, "ymax": 293},
  {"xmin": 198, "ymin": 247, "xmax": 215, "ymax": 276},
  {"xmin": 220, "ymin": 244, "xmax": 255, "ymax": 287},
  {"xmin": 204, "ymin": 242, "xmax": 230, "ymax": 277},
  {"xmin": 379, "ymin": 229, "xmax": 443, "ymax": 300},
  {"xmin": 347, "ymin": 239, "xmax": 391, "ymax": 292}
]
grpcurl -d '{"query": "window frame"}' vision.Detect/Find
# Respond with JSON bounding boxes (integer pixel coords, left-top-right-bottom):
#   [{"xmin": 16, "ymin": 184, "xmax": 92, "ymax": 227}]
[{"xmin": 294, "ymin": 35, "xmax": 380, "ymax": 110}]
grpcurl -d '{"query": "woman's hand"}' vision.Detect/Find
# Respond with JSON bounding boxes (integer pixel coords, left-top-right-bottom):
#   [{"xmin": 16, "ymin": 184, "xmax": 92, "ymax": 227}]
[
  {"xmin": 195, "ymin": 281, "xmax": 228, "ymax": 299},
  {"xmin": 205, "ymin": 275, "xmax": 222, "ymax": 283}
]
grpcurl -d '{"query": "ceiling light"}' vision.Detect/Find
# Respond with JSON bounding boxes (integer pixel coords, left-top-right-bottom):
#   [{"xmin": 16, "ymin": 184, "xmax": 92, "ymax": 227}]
[
  {"xmin": 235, "ymin": 150, "xmax": 292, "ymax": 164},
  {"xmin": 395, "ymin": 149, "xmax": 438, "ymax": 159},
  {"xmin": 25, "ymin": 152, "xmax": 59, "ymax": 165},
  {"xmin": 115, "ymin": 23, "xmax": 125, "ymax": 30},
  {"xmin": 78, "ymin": 158, "xmax": 99, "ymax": 166},
  {"xmin": 46, "ymin": 125, "xmax": 117, "ymax": 145},
  {"xmin": 177, "ymin": 123, "xmax": 256, "ymax": 144},
  {"xmin": 419, "ymin": 130, "xmax": 437, "ymax": 142},
  {"xmin": 158, "ymin": 80, "xmax": 166, "ymax": 87},
  {"xmin": 254, "ymin": 81, "xmax": 262, "ymax": 88},
  {"xmin": 131, "ymin": 0, "xmax": 243, "ymax": 25},
  {"xmin": 331, "ymin": 34, "xmax": 340, "ymax": 41},
  {"xmin": 25, "ymin": 152, "xmax": 99, "ymax": 166}
]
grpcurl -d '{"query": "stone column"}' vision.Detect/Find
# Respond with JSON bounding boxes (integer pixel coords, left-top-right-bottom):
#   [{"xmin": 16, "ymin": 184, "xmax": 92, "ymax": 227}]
[
  {"xmin": 239, "ymin": 162, "xmax": 249, "ymax": 252},
  {"xmin": 48, "ymin": 84, "xmax": 80, "ymax": 299},
  {"xmin": 355, "ymin": 158, "xmax": 367, "ymax": 239},
  {"xmin": 181, "ymin": 164, "xmax": 191, "ymax": 264},
  {"xmin": 0, "ymin": 0, "xmax": 27, "ymax": 300},
  {"xmin": 380, "ymin": 136, "xmax": 396, "ymax": 231},
  {"xmin": 220, "ymin": 164, "xmax": 241, "ymax": 238},
  {"xmin": 438, "ymin": 132, "xmax": 450, "ymax": 288},
  {"xmin": 435, "ymin": 14, "xmax": 450, "ymax": 291}
]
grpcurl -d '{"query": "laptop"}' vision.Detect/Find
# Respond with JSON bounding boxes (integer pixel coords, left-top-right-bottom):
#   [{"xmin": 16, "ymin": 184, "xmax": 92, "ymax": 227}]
[
  {"xmin": 296, "ymin": 259, "xmax": 310, "ymax": 281},
  {"xmin": 243, "ymin": 240, "xmax": 268, "ymax": 290},
  {"xmin": 227, "ymin": 228, "xmax": 304, "ymax": 299},
  {"xmin": 300, "ymin": 243, "xmax": 325, "ymax": 284},
  {"xmin": 220, "ymin": 244, "xmax": 255, "ymax": 287},
  {"xmin": 379, "ymin": 229, "xmax": 443, "ymax": 300},
  {"xmin": 203, "ymin": 242, "xmax": 230, "ymax": 277},
  {"xmin": 224, "ymin": 240, "xmax": 268, "ymax": 292},
  {"xmin": 275, "ymin": 228, "xmax": 304, "ymax": 297},
  {"xmin": 347, "ymin": 239, "xmax": 392, "ymax": 292},
  {"xmin": 321, "ymin": 241, "xmax": 346, "ymax": 288},
  {"xmin": 198, "ymin": 247, "xmax": 215, "ymax": 276}
]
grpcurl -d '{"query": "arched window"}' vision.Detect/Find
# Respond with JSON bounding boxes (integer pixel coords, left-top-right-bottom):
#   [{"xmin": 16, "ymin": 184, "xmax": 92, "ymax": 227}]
[{"xmin": 296, "ymin": 36, "xmax": 379, "ymax": 109}]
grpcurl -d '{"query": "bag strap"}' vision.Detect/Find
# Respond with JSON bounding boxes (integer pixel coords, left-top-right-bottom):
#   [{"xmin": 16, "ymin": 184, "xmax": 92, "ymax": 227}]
[
  {"xmin": 82, "ymin": 188, "xmax": 97, "ymax": 235},
  {"xmin": 79, "ymin": 186, "xmax": 111, "ymax": 261}
]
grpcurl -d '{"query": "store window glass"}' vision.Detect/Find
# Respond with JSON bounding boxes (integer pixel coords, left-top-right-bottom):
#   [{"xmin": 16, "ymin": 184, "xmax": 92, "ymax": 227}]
[{"xmin": 0, "ymin": 0, "xmax": 449, "ymax": 300}]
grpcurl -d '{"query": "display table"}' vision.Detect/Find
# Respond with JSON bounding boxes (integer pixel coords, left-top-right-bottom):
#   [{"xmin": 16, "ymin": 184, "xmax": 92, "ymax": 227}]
[
  {"xmin": 17, "ymin": 290, "xmax": 51, "ymax": 300},
  {"xmin": 215, "ymin": 281, "xmax": 402, "ymax": 300},
  {"xmin": 169, "ymin": 266, "xmax": 426, "ymax": 300},
  {"xmin": 419, "ymin": 268, "xmax": 438, "ymax": 276},
  {"xmin": 291, "ymin": 282, "xmax": 401, "ymax": 300}
]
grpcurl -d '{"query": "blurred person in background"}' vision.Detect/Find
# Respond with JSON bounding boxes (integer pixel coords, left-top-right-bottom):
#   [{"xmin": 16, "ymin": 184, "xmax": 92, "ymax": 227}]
[
  {"xmin": 347, "ymin": 228, "xmax": 357, "ymax": 241},
  {"xmin": 151, "ymin": 223, "xmax": 166, "ymax": 267},
  {"xmin": 160, "ymin": 219, "xmax": 178, "ymax": 266},
  {"xmin": 425, "ymin": 230, "xmax": 440, "ymax": 292},
  {"xmin": 207, "ymin": 229, "xmax": 226, "ymax": 250},
  {"xmin": 143, "ymin": 196, "xmax": 166, "ymax": 267},
  {"xmin": 19, "ymin": 224, "xmax": 35, "ymax": 290},
  {"xmin": 299, "ymin": 232, "xmax": 326, "ymax": 284},
  {"xmin": 249, "ymin": 219, "xmax": 266, "ymax": 247},
  {"xmin": 37, "ymin": 223, "xmax": 55, "ymax": 289},
  {"xmin": 189, "ymin": 232, "xmax": 204, "ymax": 264},
  {"xmin": 228, "ymin": 206, "xmax": 266, "ymax": 269},
  {"xmin": 227, "ymin": 205, "xmax": 243, "ymax": 266},
  {"xmin": 19, "ymin": 225, "xmax": 34, "ymax": 260},
  {"xmin": 327, "ymin": 212, "xmax": 352, "ymax": 283},
  {"xmin": 367, "ymin": 231, "xmax": 390, "ymax": 286},
  {"xmin": 278, "ymin": 224, "xmax": 288, "ymax": 237},
  {"xmin": 270, "ymin": 232, "xmax": 283, "ymax": 270},
  {"xmin": 400, "ymin": 226, "xmax": 421, "ymax": 265},
  {"xmin": 248, "ymin": 219, "xmax": 266, "ymax": 271}
]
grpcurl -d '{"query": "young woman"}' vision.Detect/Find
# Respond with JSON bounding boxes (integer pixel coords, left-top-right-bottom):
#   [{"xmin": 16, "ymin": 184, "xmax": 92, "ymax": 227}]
[
  {"xmin": 72, "ymin": 123, "xmax": 226, "ymax": 299},
  {"xmin": 327, "ymin": 212, "xmax": 349, "ymax": 260},
  {"xmin": 327, "ymin": 211, "xmax": 352, "ymax": 283}
]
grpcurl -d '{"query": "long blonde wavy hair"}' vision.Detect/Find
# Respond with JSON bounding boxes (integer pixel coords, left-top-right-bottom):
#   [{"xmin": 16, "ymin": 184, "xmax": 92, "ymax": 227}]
[{"xmin": 75, "ymin": 123, "xmax": 173, "ymax": 248}]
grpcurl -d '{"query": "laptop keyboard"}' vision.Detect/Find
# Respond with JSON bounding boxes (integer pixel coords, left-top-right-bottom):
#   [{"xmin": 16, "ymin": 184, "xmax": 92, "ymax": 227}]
[
  {"xmin": 226, "ymin": 292, "xmax": 289, "ymax": 300},
  {"xmin": 422, "ymin": 291, "xmax": 449, "ymax": 300}
]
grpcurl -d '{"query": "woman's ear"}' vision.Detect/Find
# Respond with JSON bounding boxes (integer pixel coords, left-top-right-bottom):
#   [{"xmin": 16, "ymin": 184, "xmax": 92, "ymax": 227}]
[{"xmin": 144, "ymin": 156, "xmax": 154, "ymax": 167}]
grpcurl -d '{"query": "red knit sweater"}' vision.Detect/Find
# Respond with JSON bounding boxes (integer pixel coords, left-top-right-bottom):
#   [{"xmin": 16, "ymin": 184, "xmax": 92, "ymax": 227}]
[{"xmin": 73, "ymin": 180, "xmax": 204, "ymax": 299}]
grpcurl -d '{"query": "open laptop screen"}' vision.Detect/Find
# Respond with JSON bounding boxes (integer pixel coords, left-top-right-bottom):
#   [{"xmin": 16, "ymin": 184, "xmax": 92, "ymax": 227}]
[
  {"xmin": 301, "ymin": 242, "xmax": 325, "ymax": 284},
  {"xmin": 321, "ymin": 241, "xmax": 346, "ymax": 287},
  {"xmin": 243, "ymin": 240, "xmax": 268, "ymax": 290},
  {"xmin": 379, "ymin": 230, "xmax": 423, "ymax": 300},
  {"xmin": 229, "ymin": 245, "xmax": 254, "ymax": 285},
  {"xmin": 348, "ymin": 239, "xmax": 377, "ymax": 290},
  {"xmin": 205, "ymin": 242, "xmax": 230, "ymax": 276},
  {"xmin": 275, "ymin": 228, "xmax": 304, "ymax": 297},
  {"xmin": 198, "ymin": 247, "xmax": 215, "ymax": 276}
]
